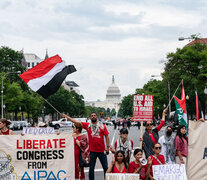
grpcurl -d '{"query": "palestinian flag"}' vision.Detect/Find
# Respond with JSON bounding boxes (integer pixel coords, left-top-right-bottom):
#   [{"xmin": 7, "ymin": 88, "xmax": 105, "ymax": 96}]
[
  {"xmin": 174, "ymin": 81, "xmax": 188, "ymax": 128},
  {"xmin": 19, "ymin": 55, "xmax": 76, "ymax": 98},
  {"xmin": 195, "ymin": 91, "xmax": 204, "ymax": 120}
]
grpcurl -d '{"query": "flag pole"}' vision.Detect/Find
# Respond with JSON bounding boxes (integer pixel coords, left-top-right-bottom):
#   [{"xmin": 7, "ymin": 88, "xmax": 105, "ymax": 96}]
[
  {"xmin": 166, "ymin": 79, "xmax": 183, "ymax": 110},
  {"xmin": 41, "ymin": 97, "xmax": 61, "ymax": 115}
]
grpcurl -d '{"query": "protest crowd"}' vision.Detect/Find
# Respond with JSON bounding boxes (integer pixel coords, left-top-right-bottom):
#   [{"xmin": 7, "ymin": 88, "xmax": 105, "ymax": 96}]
[{"xmin": 1, "ymin": 107, "xmax": 204, "ymax": 180}]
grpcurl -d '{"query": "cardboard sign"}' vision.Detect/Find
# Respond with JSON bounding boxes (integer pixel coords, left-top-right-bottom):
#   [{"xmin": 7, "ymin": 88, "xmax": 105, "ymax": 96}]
[
  {"xmin": 187, "ymin": 121, "xmax": 207, "ymax": 179},
  {"xmin": 133, "ymin": 95, "xmax": 153, "ymax": 121},
  {"xmin": 0, "ymin": 133, "xmax": 74, "ymax": 180},
  {"xmin": 106, "ymin": 173, "xmax": 140, "ymax": 180},
  {"xmin": 23, "ymin": 127, "xmax": 55, "ymax": 135},
  {"xmin": 152, "ymin": 164, "xmax": 187, "ymax": 180}
]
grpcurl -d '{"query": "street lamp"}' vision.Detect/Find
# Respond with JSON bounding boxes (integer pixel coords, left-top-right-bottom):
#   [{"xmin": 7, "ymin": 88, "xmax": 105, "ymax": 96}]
[
  {"xmin": 151, "ymin": 74, "xmax": 171, "ymax": 114},
  {"xmin": 204, "ymin": 87, "xmax": 207, "ymax": 120},
  {"xmin": 178, "ymin": 36, "xmax": 207, "ymax": 44},
  {"xmin": 1, "ymin": 71, "xmax": 21, "ymax": 118}
]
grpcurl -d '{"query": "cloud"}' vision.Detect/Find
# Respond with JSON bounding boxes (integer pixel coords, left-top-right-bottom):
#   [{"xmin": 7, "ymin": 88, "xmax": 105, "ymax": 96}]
[{"xmin": 0, "ymin": 0, "xmax": 207, "ymax": 101}]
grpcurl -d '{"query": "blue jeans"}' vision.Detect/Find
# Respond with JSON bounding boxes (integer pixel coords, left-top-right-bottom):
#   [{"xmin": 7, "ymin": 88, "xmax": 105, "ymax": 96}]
[{"xmin": 89, "ymin": 151, "xmax": 108, "ymax": 180}]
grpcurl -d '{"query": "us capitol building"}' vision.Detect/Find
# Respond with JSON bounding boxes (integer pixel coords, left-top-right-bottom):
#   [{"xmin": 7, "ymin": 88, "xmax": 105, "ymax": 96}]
[{"xmin": 85, "ymin": 75, "xmax": 121, "ymax": 115}]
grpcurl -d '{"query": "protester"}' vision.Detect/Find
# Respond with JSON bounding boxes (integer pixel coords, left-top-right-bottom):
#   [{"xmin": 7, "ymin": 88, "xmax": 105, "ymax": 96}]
[
  {"xmin": 127, "ymin": 119, "xmax": 131, "ymax": 129},
  {"xmin": 158, "ymin": 125, "xmax": 176, "ymax": 164},
  {"xmin": 174, "ymin": 124, "xmax": 188, "ymax": 166},
  {"xmin": 106, "ymin": 150, "xmax": 127, "ymax": 173},
  {"xmin": 72, "ymin": 122, "xmax": 88, "ymax": 180},
  {"xmin": 0, "ymin": 118, "xmax": 14, "ymax": 135},
  {"xmin": 140, "ymin": 109, "xmax": 167, "ymax": 158},
  {"xmin": 128, "ymin": 148, "xmax": 151, "ymax": 180},
  {"xmin": 62, "ymin": 112, "xmax": 110, "ymax": 180},
  {"xmin": 148, "ymin": 143, "xmax": 165, "ymax": 179},
  {"xmin": 110, "ymin": 128, "xmax": 133, "ymax": 164}
]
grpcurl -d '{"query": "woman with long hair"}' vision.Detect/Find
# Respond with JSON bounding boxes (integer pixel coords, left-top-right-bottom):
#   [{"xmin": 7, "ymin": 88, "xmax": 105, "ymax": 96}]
[
  {"xmin": 73, "ymin": 122, "xmax": 88, "ymax": 180},
  {"xmin": 106, "ymin": 150, "xmax": 128, "ymax": 173},
  {"xmin": 0, "ymin": 118, "xmax": 14, "ymax": 135},
  {"xmin": 148, "ymin": 143, "xmax": 165, "ymax": 179},
  {"xmin": 174, "ymin": 124, "xmax": 188, "ymax": 166}
]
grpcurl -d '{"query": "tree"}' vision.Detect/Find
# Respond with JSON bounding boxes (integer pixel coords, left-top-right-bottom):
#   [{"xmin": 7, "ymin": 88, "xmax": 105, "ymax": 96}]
[
  {"xmin": 118, "ymin": 94, "xmax": 133, "ymax": 117},
  {"xmin": 162, "ymin": 41, "xmax": 207, "ymax": 116},
  {"xmin": 0, "ymin": 46, "xmax": 25, "ymax": 73},
  {"xmin": 45, "ymin": 86, "xmax": 85, "ymax": 120}
]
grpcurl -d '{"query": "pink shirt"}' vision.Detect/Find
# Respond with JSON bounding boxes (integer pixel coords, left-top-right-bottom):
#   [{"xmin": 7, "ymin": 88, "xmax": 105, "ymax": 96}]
[{"xmin": 174, "ymin": 136, "xmax": 188, "ymax": 157}]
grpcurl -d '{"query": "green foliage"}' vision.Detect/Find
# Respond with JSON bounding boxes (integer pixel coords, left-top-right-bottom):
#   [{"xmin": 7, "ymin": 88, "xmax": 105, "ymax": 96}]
[
  {"xmin": 162, "ymin": 42, "xmax": 207, "ymax": 115},
  {"xmin": 45, "ymin": 86, "xmax": 85, "ymax": 118},
  {"xmin": 118, "ymin": 94, "xmax": 133, "ymax": 117}
]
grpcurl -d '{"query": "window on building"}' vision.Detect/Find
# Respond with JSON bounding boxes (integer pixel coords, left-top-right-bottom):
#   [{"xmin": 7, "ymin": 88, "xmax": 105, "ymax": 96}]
[
  {"xmin": 32, "ymin": 62, "xmax": 34, "ymax": 67},
  {"xmin": 27, "ymin": 62, "xmax": 30, "ymax": 67}
]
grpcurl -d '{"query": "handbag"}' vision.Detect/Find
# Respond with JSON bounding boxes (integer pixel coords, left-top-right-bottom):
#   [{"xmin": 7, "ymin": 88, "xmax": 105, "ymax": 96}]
[
  {"xmin": 79, "ymin": 135, "xmax": 90, "ymax": 167},
  {"xmin": 79, "ymin": 148, "xmax": 90, "ymax": 167}
]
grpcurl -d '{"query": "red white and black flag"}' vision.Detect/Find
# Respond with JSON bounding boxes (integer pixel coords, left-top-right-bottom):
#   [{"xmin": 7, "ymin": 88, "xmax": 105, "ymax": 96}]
[
  {"xmin": 19, "ymin": 55, "xmax": 76, "ymax": 98},
  {"xmin": 195, "ymin": 91, "xmax": 204, "ymax": 120}
]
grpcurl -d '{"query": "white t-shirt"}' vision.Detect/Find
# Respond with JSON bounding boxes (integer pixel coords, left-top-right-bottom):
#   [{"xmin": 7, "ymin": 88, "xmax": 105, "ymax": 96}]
[{"xmin": 158, "ymin": 136, "xmax": 175, "ymax": 164}]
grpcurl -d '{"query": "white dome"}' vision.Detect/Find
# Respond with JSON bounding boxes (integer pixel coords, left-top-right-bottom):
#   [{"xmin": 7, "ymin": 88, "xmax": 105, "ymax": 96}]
[{"xmin": 106, "ymin": 76, "xmax": 121, "ymax": 100}]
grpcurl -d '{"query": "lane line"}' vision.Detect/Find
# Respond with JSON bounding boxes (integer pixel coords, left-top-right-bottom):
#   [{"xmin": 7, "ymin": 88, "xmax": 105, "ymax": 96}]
[{"xmin": 110, "ymin": 128, "xmax": 117, "ymax": 146}]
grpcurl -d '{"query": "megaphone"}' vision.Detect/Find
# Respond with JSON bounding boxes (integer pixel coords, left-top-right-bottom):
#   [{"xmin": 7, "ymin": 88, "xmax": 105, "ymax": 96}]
[{"xmin": 140, "ymin": 158, "xmax": 147, "ymax": 166}]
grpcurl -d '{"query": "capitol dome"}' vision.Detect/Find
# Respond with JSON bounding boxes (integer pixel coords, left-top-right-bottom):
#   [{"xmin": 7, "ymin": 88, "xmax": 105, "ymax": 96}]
[{"xmin": 106, "ymin": 75, "xmax": 121, "ymax": 101}]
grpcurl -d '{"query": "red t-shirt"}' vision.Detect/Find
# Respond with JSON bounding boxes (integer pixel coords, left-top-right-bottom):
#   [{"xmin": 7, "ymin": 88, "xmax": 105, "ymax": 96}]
[
  {"xmin": 81, "ymin": 122, "xmax": 109, "ymax": 152},
  {"xmin": 148, "ymin": 121, "xmax": 165, "ymax": 143},
  {"xmin": 112, "ymin": 164, "xmax": 127, "ymax": 173},
  {"xmin": 0, "ymin": 129, "xmax": 10, "ymax": 135},
  {"xmin": 128, "ymin": 161, "xmax": 148, "ymax": 180},
  {"xmin": 149, "ymin": 154, "xmax": 165, "ymax": 176}
]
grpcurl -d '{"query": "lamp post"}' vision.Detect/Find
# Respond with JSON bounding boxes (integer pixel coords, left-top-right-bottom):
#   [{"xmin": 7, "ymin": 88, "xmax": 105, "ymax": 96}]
[
  {"xmin": 178, "ymin": 36, "xmax": 207, "ymax": 44},
  {"xmin": 151, "ymin": 75, "xmax": 171, "ymax": 113},
  {"xmin": 204, "ymin": 87, "xmax": 207, "ymax": 120},
  {"xmin": 1, "ymin": 72, "xmax": 20, "ymax": 118}
]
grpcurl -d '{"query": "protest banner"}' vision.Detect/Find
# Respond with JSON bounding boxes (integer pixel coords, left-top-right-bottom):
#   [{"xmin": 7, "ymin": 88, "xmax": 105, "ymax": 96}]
[
  {"xmin": 23, "ymin": 127, "xmax": 55, "ymax": 135},
  {"xmin": 152, "ymin": 164, "xmax": 187, "ymax": 180},
  {"xmin": 106, "ymin": 173, "xmax": 140, "ymax": 180},
  {"xmin": 133, "ymin": 95, "xmax": 153, "ymax": 121},
  {"xmin": 0, "ymin": 133, "xmax": 74, "ymax": 179},
  {"xmin": 187, "ymin": 120, "xmax": 207, "ymax": 179}
]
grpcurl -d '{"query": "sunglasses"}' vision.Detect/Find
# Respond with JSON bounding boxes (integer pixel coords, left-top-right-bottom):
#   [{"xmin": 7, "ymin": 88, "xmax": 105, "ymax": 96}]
[
  {"xmin": 146, "ymin": 123, "xmax": 153, "ymax": 127},
  {"xmin": 154, "ymin": 147, "xmax": 161, "ymax": 150}
]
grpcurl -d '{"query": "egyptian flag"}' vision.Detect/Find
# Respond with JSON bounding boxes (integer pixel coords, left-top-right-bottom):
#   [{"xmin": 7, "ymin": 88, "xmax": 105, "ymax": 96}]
[
  {"xmin": 174, "ymin": 81, "xmax": 188, "ymax": 128},
  {"xmin": 195, "ymin": 91, "xmax": 204, "ymax": 120},
  {"xmin": 19, "ymin": 55, "xmax": 76, "ymax": 98}
]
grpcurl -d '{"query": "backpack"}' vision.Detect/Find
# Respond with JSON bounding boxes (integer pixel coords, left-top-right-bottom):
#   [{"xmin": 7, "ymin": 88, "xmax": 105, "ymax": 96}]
[{"xmin": 79, "ymin": 135, "xmax": 90, "ymax": 167}]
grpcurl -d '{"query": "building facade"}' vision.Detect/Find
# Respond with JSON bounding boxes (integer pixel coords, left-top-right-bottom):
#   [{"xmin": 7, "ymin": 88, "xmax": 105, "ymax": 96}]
[{"xmin": 86, "ymin": 75, "xmax": 121, "ymax": 115}]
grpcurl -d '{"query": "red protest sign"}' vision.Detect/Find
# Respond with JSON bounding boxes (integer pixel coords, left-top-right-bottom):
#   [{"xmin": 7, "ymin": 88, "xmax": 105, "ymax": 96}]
[{"xmin": 133, "ymin": 95, "xmax": 153, "ymax": 121}]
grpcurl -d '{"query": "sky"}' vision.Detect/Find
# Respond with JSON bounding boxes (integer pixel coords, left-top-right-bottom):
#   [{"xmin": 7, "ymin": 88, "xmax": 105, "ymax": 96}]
[{"xmin": 1, "ymin": 0, "xmax": 207, "ymax": 101}]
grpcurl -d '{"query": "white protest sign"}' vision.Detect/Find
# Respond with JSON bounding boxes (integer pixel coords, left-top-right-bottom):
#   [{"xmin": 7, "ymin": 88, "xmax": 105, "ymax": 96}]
[
  {"xmin": 153, "ymin": 164, "xmax": 187, "ymax": 180},
  {"xmin": 106, "ymin": 173, "xmax": 140, "ymax": 180},
  {"xmin": 23, "ymin": 127, "xmax": 55, "ymax": 135},
  {"xmin": 0, "ymin": 133, "xmax": 74, "ymax": 180}
]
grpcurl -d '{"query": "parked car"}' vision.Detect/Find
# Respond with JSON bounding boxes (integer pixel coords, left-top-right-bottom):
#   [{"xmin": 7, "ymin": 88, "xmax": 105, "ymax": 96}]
[
  {"xmin": 49, "ymin": 118, "xmax": 73, "ymax": 129},
  {"xmin": 9, "ymin": 121, "xmax": 21, "ymax": 130},
  {"xmin": 105, "ymin": 120, "xmax": 113, "ymax": 126}
]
